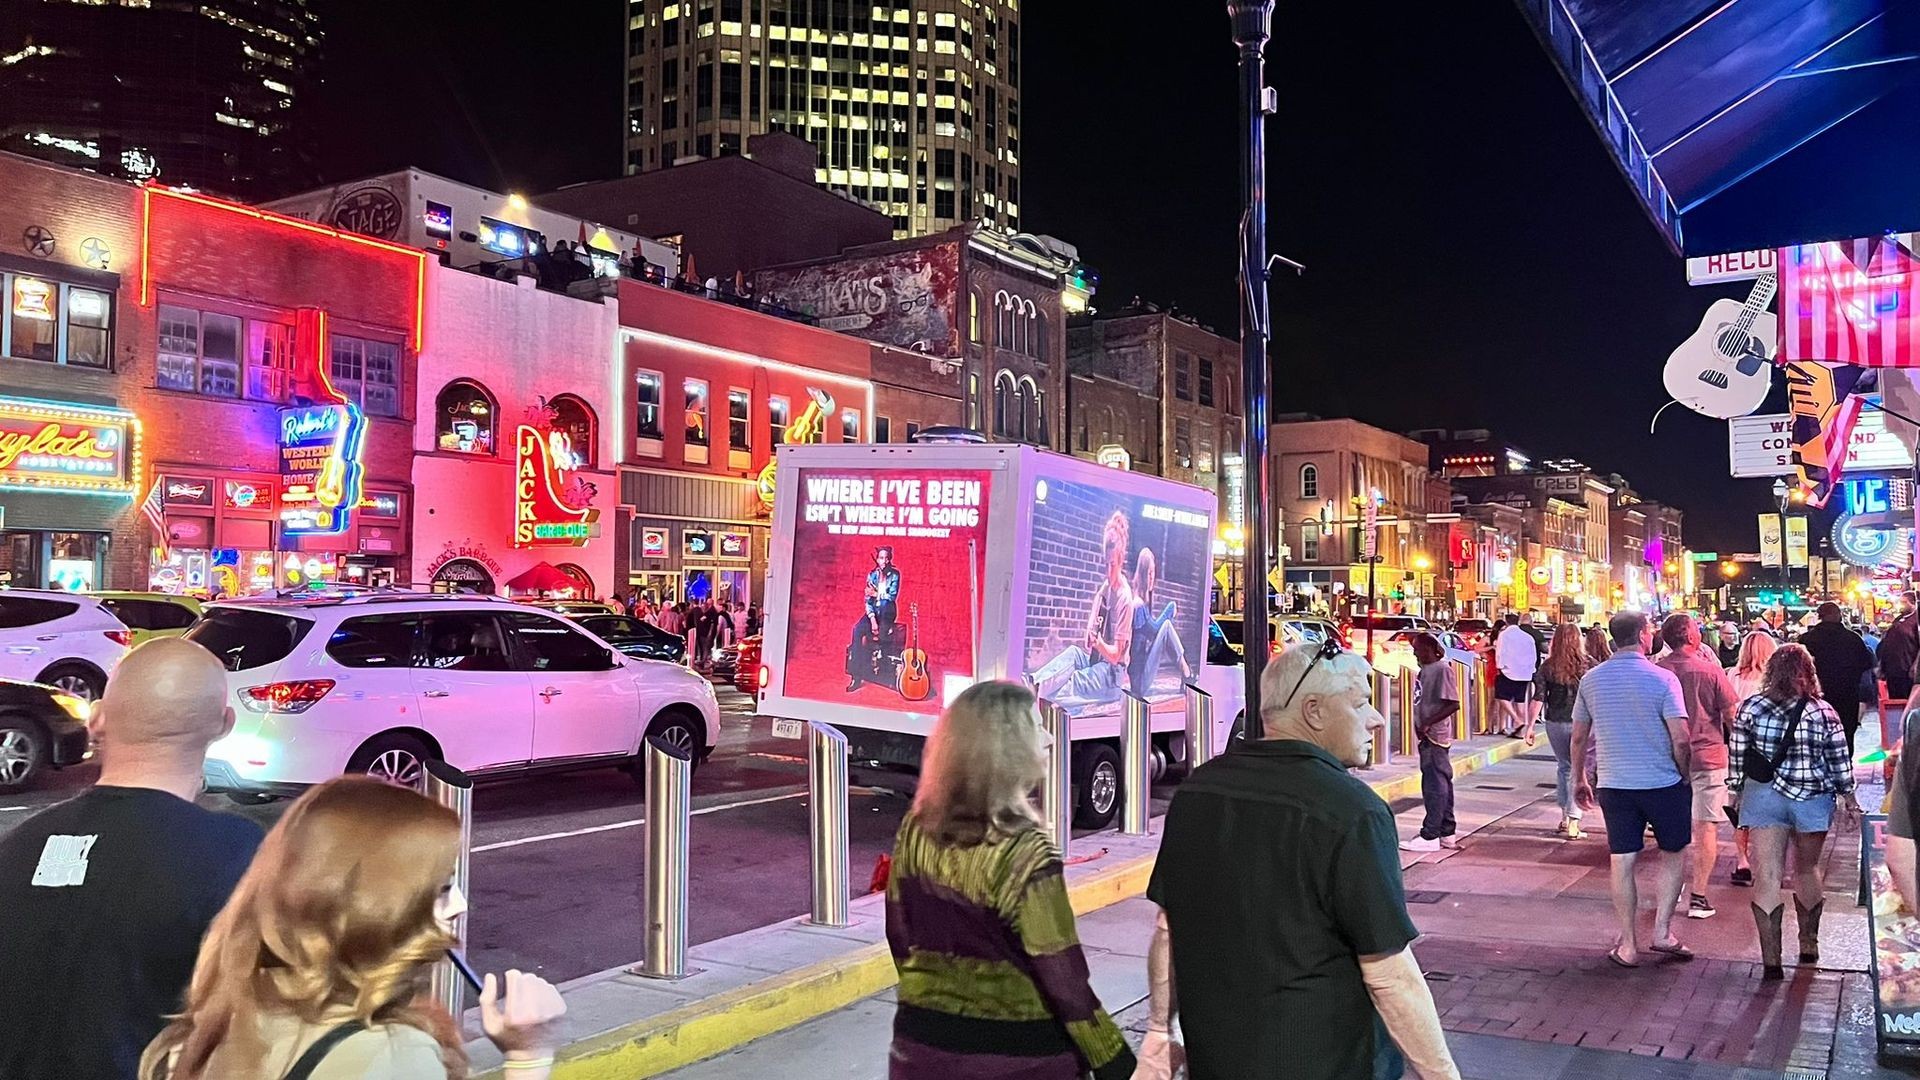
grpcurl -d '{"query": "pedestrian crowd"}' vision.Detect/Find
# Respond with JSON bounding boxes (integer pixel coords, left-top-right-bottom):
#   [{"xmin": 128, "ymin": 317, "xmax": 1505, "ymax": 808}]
[{"xmin": 6, "ymin": 590, "xmax": 1906, "ymax": 1080}]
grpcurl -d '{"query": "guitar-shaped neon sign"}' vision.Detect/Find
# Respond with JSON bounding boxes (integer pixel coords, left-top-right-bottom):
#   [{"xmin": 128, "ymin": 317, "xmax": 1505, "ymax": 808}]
[{"xmin": 1661, "ymin": 272, "xmax": 1777, "ymax": 420}]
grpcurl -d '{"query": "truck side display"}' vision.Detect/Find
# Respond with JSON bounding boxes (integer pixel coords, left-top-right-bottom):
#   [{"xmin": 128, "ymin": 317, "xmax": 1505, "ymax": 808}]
[{"xmin": 758, "ymin": 441, "xmax": 1246, "ymax": 828}]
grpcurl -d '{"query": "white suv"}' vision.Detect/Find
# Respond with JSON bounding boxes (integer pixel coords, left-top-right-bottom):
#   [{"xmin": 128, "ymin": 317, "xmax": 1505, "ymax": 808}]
[
  {"xmin": 184, "ymin": 593, "xmax": 721, "ymax": 799},
  {"xmin": 0, "ymin": 590, "xmax": 133, "ymax": 699}
]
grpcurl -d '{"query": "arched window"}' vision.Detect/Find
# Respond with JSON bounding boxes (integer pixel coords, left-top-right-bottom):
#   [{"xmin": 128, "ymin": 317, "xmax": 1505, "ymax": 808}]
[
  {"xmin": 992, "ymin": 370, "xmax": 1016, "ymax": 437},
  {"xmin": 994, "ymin": 290, "xmax": 1011, "ymax": 348},
  {"xmin": 1299, "ymin": 463, "xmax": 1319, "ymax": 498},
  {"xmin": 1033, "ymin": 309, "xmax": 1048, "ymax": 361},
  {"xmin": 547, "ymin": 394, "xmax": 597, "ymax": 469},
  {"xmin": 1021, "ymin": 299, "xmax": 1038, "ymax": 357},
  {"xmin": 1019, "ymin": 376, "xmax": 1040, "ymax": 443},
  {"xmin": 436, "ymin": 379, "xmax": 498, "ymax": 455}
]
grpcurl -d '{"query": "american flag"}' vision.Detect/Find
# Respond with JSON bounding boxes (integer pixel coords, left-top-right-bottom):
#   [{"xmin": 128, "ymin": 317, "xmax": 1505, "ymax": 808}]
[
  {"xmin": 1779, "ymin": 234, "xmax": 1920, "ymax": 367},
  {"xmin": 141, "ymin": 476, "xmax": 169, "ymax": 561}
]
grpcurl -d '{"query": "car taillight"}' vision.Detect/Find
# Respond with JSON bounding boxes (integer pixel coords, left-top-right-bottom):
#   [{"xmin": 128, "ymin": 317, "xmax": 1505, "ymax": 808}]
[
  {"xmin": 104, "ymin": 630, "xmax": 134, "ymax": 647},
  {"xmin": 757, "ymin": 664, "xmax": 770, "ymax": 690},
  {"xmin": 240, "ymin": 680, "xmax": 336, "ymax": 714}
]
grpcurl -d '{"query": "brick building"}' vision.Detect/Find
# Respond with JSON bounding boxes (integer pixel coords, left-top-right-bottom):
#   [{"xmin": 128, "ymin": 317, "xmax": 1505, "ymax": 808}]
[
  {"xmin": 409, "ymin": 265, "xmax": 622, "ymax": 599},
  {"xmin": 750, "ymin": 223, "xmax": 1093, "ymax": 452},
  {"xmin": 615, "ymin": 278, "xmax": 874, "ymax": 608},
  {"xmin": 540, "ymin": 133, "xmax": 892, "ymax": 284},
  {"xmin": 1271, "ymin": 416, "xmax": 1445, "ymax": 619},
  {"xmin": 0, "ymin": 153, "xmax": 144, "ymax": 591}
]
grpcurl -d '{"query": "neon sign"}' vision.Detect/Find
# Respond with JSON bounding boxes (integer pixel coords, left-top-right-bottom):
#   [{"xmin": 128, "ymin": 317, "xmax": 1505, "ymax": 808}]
[
  {"xmin": 757, "ymin": 388, "xmax": 834, "ymax": 508},
  {"xmin": 515, "ymin": 424, "xmax": 599, "ymax": 546},
  {"xmin": 0, "ymin": 396, "xmax": 138, "ymax": 495},
  {"xmin": 1843, "ymin": 476, "xmax": 1891, "ymax": 516},
  {"xmin": 279, "ymin": 403, "xmax": 366, "ymax": 535}
]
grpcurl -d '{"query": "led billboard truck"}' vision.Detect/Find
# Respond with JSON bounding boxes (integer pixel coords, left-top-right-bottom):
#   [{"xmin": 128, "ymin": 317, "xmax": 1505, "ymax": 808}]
[{"xmin": 759, "ymin": 442, "xmax": 1246, "ymax": 829}]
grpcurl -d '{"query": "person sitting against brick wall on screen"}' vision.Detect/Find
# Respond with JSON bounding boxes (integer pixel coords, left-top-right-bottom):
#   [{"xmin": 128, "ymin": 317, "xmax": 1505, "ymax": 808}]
[
  {"xmin": 1127, "ymin": 546, "xmax": 1193, "ymax": 698},
  {"xmin": 846, "ymin": 546, "xmax": 902, "ymax": 691},
  {"xmin": 1029, "ymin": 512, "xmax": 1134, "ymax": 705}
]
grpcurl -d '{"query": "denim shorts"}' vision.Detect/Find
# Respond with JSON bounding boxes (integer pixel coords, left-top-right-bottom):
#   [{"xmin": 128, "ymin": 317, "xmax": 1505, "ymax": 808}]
[{"xmin": 1737, "ymin": 781, "xmax": 1835, "ymax": 833}]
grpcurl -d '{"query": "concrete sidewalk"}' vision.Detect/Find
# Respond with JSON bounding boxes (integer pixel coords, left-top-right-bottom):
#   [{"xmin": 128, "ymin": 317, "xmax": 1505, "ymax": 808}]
[
  {"xmin": 660, "ymin": 740, "xmax": 1911, "ymax": 1079},
  {"xmin": 465, "ymin": 733, "xmax": 1530, "ymax": 1078}
]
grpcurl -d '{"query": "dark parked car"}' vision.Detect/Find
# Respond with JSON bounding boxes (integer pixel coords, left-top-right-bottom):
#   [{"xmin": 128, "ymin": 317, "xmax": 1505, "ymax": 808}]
[
  {"xmin": 0, "ymin": 678, "xmax": 93, "ymax": 791},
  {"xmin": 573, "ymin": 614, "xmax": 688, "ymax": 664}
]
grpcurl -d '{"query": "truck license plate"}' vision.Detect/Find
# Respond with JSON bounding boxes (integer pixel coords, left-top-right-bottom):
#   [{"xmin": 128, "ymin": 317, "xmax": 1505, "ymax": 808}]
[{"xmin": 771, "ymin": 718, "xmax": 804, "ymax": 740}]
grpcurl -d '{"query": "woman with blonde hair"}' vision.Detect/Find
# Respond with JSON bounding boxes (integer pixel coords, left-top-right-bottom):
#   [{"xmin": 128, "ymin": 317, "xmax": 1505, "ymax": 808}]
[
  {"xmin": 1540, "ymin": 623, "xmax": 1592, "ymax": 838},
  {"xmin": 1728, "ymin": 644, "xmax": 1860, "ymax": 979},
  {"xmin": 886, "ymin": 681, "xmax": 1134, "ymax": 1079},
  {"xmin": 142, "ymin": 777, "xmax": 565, "ymax": 1079},
  {"xmin": 1722, "ymin": 630, "xmax": 1778, "ymax": 887}
]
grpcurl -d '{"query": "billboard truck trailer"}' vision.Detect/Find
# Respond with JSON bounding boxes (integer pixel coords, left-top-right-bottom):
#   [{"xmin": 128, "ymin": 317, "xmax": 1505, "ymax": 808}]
[{"xmin": 757, "ymin": 442, "xmax": 1247, "ymax": 829}]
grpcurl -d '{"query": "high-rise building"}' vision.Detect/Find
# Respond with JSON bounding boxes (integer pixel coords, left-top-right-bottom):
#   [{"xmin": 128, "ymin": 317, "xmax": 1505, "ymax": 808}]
[
  {"xmin": 621, "ymin": 0, "xmax": 1021, "ymax": 239},
  {"xmin": 0, "ymin": 0, "xmax": 321, "ymax": 197}
]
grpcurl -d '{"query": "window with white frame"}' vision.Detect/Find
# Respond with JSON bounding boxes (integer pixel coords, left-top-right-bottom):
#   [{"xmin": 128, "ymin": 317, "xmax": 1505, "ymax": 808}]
[
  {"xmin": 634, "ymin": 370, "xmax": 664, "ymax": 441},
  {"xmin": 769, "ymin": 395, "xmax": 790, "ymax": 446},
  {"xmin": 156, "ymin": 305, "xmax": 241, "ymax": 397},
  {"xmin": 1301, "ymin": 522, "xmax": 1320, "ymax": 562},
  {"xmin": 1300, "ymin": 463, "xmax": 1319, "ymax": 498},
  {"xmin": 683, "ymin": 379, "xmax": 709, "ymax": 447},
  {"xmin": 329, "ymin": 333, "xmax": 401, "ymax": 417},
  {"xmin": 4, "ymin": 272, "xmax": 111, "ymax": 368},
  {"xmin": 841, "ymin": 408, "xmax": 861, "ymax": 442},
  {"xmin": 728, "ymin": 388, "xmax": 750, "ymax": 450}
]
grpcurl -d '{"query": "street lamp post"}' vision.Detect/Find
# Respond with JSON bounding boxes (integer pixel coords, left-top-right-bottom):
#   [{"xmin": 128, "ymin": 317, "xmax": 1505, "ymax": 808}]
[
  {"xmin": 1412, "ymin": 553, "xmax": 1432, "ymax": 618},
  {"xmin": 1771, "ymin": 478, "xmax": 1805, "ymax": 611},
  {"xmin": 1229, "ymin": 0, "xmax": 1276, "ymax": 738}
]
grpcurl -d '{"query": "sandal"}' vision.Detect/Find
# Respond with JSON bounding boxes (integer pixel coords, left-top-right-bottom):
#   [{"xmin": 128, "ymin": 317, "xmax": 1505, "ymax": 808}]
[
  {"xmin": 1648, "ymin": 940, "xmax": 1694, "ymax": 960},
  {"xmin": 1607, "ymin": 946, "xmax": 1639, "ymax": 968}
]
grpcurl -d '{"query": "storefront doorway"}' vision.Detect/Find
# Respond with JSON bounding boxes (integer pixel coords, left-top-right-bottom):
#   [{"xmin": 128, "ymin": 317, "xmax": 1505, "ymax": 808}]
[
  {"xmin": 555, "ymin": 562, "xmax": 596, "ymax": 598},
  {"xmin": 431, "ymin": 558, "xmax": 497, "ymax": 594},
  {"xmin": 630, "ymin": 571, "xmax": 681, "ymax": 608},
  {"xmin": 1, "ymin": 531, "xmax": 109, "ymax": 591}
]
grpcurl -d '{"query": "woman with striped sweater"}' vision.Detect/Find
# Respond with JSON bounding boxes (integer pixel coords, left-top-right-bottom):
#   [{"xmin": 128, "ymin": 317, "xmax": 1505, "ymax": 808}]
[{"xmin": 885, "ymin": 681, "xmax": 1135, "ymax": 1080}]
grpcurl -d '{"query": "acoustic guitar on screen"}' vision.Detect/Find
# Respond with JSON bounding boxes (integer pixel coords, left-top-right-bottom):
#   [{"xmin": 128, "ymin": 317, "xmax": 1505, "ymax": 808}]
[
  {"xmin": 1661, "ymin": 271, "xmax": 1778, "ymax": 420},
  {"xmin": 898, "ymin": 602, "xmax": 930, "ymax": 702}
]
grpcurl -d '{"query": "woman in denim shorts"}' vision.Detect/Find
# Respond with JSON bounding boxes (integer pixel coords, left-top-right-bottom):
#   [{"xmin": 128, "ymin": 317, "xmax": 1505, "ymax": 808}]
[{"xmin": 1727, "ymin": 644, "xmax": 1861, "ymax": 980}]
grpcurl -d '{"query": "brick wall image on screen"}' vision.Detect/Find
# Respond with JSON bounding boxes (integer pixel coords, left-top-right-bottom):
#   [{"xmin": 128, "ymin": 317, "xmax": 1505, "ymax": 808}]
[{"xmin": 1021, "ymin": 479, "xmax": 1209, "ymax": 718}]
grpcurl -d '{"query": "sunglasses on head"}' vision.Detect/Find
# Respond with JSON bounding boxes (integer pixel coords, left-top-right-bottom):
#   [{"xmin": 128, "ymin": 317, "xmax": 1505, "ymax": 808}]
[{"xmin": 1280, "ymin": 637, "xmax": 1348, "ymax": 711}]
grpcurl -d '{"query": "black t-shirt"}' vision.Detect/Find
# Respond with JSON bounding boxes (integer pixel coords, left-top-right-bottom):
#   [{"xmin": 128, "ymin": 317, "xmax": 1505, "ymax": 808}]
[
  {"xmin": 1147, "ymin": 740, "xmax": 1419, "ymax": 1080},
  {"xmin": 0, "ymin": 786, "xmax": 263, "ymax": 1080}
]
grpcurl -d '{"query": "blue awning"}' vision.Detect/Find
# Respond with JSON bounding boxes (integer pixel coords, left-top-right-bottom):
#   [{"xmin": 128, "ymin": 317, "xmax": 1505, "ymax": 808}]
[{"xmin": 1515, "ymin": 0, "xmax": 1920, "ymax": 256}]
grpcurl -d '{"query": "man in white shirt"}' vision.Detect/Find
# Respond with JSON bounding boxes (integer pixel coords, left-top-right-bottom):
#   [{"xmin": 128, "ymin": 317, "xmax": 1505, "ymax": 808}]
[{"xmin": 1494, "ymin": 612, "xmax": 1540, "ymax": 740}]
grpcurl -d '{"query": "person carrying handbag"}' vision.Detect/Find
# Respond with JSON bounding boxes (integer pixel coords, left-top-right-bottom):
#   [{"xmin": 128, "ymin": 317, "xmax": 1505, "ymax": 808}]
[{"xmin": 1726, "ymin": 644, "xmax": 1860, "ymax": 980}]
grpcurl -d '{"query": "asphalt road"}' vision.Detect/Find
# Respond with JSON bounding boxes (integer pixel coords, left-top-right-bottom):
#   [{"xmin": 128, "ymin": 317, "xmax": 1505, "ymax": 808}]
[{"xmin": 1, "ymin": 684, "xmax": 1176, "ymax": 989}]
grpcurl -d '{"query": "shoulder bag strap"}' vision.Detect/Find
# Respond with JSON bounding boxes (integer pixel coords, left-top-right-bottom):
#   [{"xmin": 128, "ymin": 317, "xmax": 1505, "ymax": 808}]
[
  {"xmin": 282, "ymin": 1021, "xmax": 368, "ymax": 1080},
  {"xmin": 1768, "ymin": 699, "xmax": 1808, "ymax": 773}
]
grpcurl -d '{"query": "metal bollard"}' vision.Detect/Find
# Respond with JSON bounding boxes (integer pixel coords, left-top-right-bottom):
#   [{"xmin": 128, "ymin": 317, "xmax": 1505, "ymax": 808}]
[
  {"xmin": 634, "ymin": 736, "xmax": 693, "ymax": 980},
  {"xmin": 1039, "ymin": 698, "xmax": 1072, "ymax": 854},
  {"xmin": 1397, "ymin": 667, "xmax": 1417, "ymax": 759},
  {"xmin": 1450, "ymin": 659, "xmax": 1472, "ymax": 743},
  {"xmin": 808, "ymin": 721, "xmax": 850, "ymax": 928},
  {"xmin": 1184, "ymin": 683, "xmax": 1214, "ymax": 773},
  {"xmin": 1476, "ymin": 663, "xmax": 1495, "ymax": 735},
  {"xmin": 421, "ymin": 761, "xmax": 473, "ymax": 1025},
  {"xmin": 1120, "ymin": 693, "xmax": 1151, "ymax": 835},
  {"xmin": 1367, "ymin": 671, "xmax": 1392, "ymax": 767}
]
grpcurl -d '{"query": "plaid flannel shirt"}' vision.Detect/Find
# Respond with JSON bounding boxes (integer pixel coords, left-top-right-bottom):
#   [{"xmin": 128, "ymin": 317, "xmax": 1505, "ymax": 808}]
[{"xmin": 1727, "ymin": 695, "xmax": 1855, "ymax": 801}]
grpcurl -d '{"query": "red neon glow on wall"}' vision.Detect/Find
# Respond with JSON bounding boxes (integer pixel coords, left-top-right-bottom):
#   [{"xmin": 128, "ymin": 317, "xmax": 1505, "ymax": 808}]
[{"xmin": 139, "ymin": 184, "xmax": 427, "ymax": 351}]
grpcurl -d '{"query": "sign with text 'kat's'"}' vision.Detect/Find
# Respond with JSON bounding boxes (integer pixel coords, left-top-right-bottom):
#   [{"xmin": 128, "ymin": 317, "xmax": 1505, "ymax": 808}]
[{"xmin": 1728, "ymin": 398, "xmax": 1911, "ymax": 478}]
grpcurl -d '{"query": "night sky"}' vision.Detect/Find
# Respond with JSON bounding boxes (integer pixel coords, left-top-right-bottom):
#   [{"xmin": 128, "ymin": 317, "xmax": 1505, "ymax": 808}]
[{"xmin": 304, "ymin": 1, "xmax": 1778, "ymax": 553}]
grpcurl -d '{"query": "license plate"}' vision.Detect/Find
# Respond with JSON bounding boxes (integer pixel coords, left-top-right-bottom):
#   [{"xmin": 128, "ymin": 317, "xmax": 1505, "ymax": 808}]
[{"xmin": 771, "ymin": 718, "xmax": 804, "ymax": 740}]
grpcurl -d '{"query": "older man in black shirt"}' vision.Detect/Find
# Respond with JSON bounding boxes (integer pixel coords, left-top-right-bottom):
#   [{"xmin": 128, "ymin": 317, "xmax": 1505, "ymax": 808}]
[
  {"xmin": 1136, "ymin": 642, "xmax": 1459, "ymax": 1080},
  {"xmin": 0, "ymin": 638, "xmax": 263, "ymax": 1079},
  {"xmin": 1801, "ymin": 601, "xmax": 1877, "ymax": 754}
]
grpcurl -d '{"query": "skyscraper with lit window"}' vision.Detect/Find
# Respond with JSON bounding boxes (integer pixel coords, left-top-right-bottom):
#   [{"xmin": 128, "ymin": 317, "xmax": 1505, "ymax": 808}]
[
  {"xmin": 0, "ymin": 0, "xmax": 320, "ymax": 197},
  {"xmin": 622, "ymin": 1, "xmax": 1020, "ymax": 238}
]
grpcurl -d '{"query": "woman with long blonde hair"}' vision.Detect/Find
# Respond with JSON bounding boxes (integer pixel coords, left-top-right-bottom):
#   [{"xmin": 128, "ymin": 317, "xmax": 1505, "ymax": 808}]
[
  {"xmin": 887, "ymin": 681, "xmax": 1133, "ymax": 1079},
  {"xmin": 1723, "ymin": 630, "xmax": 1779, "ymax": 887},
  {"xmin": 142, "ymin": 778, "xmax": 564, "ymax": 1079},
  {"xmin": 1540, "ymin": 623, "xmax": 1592, "ymax": 839}
]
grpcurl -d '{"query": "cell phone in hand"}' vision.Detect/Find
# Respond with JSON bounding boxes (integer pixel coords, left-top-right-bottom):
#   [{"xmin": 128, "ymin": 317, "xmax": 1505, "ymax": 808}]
[{"xmin": 448, "ymin": 948, "xmax": 484, "ymax": 995}]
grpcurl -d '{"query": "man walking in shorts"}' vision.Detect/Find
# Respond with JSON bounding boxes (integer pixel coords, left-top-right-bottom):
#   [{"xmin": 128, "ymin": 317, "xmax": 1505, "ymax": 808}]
[
  {"xmin": 1573, "ymin": 611, "xmax": 1695, "ymax": 967},
  {"xmin": 1494, "ymin": 613, "xmax": 1537, "ymax": 739},
  {"xmin": 1657, "ymin": 613, "xmax": 1739, "ymax": 920}
]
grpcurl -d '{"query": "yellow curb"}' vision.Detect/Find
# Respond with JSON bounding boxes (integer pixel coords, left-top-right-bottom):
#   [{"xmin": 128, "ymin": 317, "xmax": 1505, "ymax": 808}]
[{"xmin": 488, "ymin": 738, "xmax": 1531, "ymax": 1079}]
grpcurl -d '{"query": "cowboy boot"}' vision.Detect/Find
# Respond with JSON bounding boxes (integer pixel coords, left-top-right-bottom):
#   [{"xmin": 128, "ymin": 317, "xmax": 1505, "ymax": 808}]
[
  {"xmin": 1795, "ymin": 898, "xmax": 1825, "ymax": 965},
  {"xmin": 1751, "ymin": 903, "xmax": 1784, "ymax": 980}
]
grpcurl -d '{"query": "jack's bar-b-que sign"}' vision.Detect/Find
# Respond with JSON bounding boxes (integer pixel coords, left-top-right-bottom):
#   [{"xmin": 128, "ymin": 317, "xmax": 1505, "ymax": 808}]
[{"xmin": 0, "ymin": 395, "xmax": 137, "ymax": 495}]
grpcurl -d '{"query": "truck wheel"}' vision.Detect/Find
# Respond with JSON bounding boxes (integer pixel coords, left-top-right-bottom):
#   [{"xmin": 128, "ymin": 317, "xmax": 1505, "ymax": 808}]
[{"xmin": 1072, "ymin": 743, "xmax": 1121, "ymax": 830}]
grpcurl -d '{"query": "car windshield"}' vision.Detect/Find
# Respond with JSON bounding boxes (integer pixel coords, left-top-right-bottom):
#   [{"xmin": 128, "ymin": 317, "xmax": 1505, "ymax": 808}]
[{"xmin": 185, "ymin": 608, "xmax": 314, "ymax": 671}]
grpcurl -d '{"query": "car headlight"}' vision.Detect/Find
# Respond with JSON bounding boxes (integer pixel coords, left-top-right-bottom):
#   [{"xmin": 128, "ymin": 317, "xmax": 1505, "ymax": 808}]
[{"xmin": 52, "ymin": 692, "xmax": 92, "ymax": 723}]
